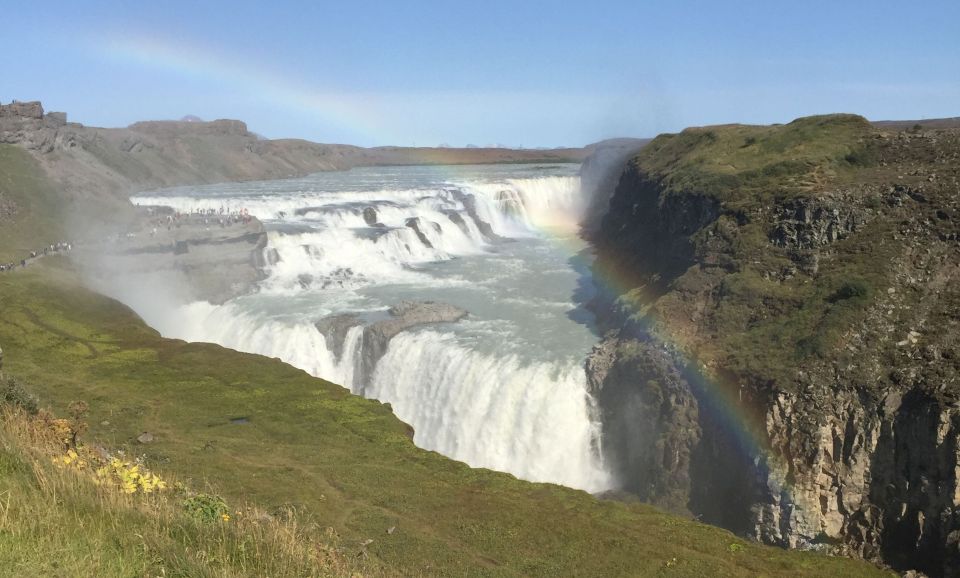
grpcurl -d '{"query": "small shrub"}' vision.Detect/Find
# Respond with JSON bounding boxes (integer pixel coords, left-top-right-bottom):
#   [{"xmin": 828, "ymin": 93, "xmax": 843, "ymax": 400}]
[
  {"xmin": 1, "ymin": 377, "xmax": 39, "ymax": 414},
  {"xmin": 95, "ymin": 456, "xmax": 168, "ymax": 494},
  {"xmin": 844, "ymin": 146, "xmax": 878, "ymax": 167},
  {"xmin": 66, "ymin": 400, "xmax": 88, "ymax": 448},
  {"xmin": 828, "ymin": 279, "xmax": 871, "ymax": 303},
  {"xmin": 796, "ymin": 334, "xmax": 828, "ymax": 358},
  {"xmin": 183, "ymin": 493, "xmax": 230, "ymax": 523}
]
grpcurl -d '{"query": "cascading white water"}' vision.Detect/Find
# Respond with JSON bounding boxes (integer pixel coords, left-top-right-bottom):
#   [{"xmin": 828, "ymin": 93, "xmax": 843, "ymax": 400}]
[
  {"xmin": 127, "ymin": 164, "xmax": 613, "ymax": 493},
  {"xmin": 368, "ymin": 330, "xmax": 608, "ymax": 490}
]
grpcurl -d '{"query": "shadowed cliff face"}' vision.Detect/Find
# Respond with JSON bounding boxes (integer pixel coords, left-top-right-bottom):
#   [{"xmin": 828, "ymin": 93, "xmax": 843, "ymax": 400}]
[
  {"xmin": 578, "ymin": 138, "xmax": 650, "ymax": 234},
  {"xmin": 586, "ymin": 116, "xmax": 960, "ymax": 576}
]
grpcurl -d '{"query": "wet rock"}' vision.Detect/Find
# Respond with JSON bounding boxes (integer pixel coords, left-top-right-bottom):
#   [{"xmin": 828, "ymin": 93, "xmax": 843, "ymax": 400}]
[
  {"xmin": 314, "ymin": 314, "xmax": 363, "ymax": 361},
  {"xmin": 451, "ymin": 190, "xmax": 505, "ymax": 242},
  {"xmin": 357, "ymin": 301, "xmax": 468, "ymax": 393},
  {"xmin": 405, "ymin": 217, "xmax": 434, "ymax": 248},
  {"xmin": 443, "ymin": 210, "xmax": 470, "ymax": 235}
]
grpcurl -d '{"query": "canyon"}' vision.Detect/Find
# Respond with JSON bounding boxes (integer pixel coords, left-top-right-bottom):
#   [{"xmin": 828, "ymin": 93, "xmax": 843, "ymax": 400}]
[{"xmin": 5, "ymin": 100, "xmax": 956, "ymax": 575}]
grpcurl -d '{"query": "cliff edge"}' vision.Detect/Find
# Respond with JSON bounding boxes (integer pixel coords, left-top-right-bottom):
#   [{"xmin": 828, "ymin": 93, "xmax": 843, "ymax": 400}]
[{"xmin": 587, "ymin": 114, "xmax": 960, "ymax": 575}]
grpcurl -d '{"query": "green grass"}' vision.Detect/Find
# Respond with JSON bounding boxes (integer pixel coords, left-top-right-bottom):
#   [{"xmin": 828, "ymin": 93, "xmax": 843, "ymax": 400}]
[
  {"xmin": 634, "ymin": 114, "xmax": 876, "ymax": 205},
  {"xmin": 624, "ymin": 115, "xmax": 900, "ymax": 389},
  {"xmin": 0, "ymin": 406, "xmax": 367, "ymax": 578},
  {"xmin": 0, "ymin": 145, "xmax": 65, "ymax": 262},
  {"xmin": 0, "ymin": 264, "xmax": 889, "ymax": 577}
]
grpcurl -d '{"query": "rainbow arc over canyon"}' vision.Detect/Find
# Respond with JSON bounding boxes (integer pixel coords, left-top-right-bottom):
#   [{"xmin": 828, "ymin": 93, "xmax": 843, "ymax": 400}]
[{"xmin": 106, "ymin": 32, "xmax": 804, "ymax": 521}]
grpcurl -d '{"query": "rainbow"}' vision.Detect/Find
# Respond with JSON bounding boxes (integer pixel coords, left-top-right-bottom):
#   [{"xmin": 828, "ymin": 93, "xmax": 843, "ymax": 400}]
[
  {"xmin": 535, "ymin": 219, "xmax": 803, "ymax": 534},
  {"xmin": 95, "ymin": 31, "xmax": 803, "ymax": 531},
  {"xmin": 89, "ymin": 33, "xmax": 393, "ymax": 145}
]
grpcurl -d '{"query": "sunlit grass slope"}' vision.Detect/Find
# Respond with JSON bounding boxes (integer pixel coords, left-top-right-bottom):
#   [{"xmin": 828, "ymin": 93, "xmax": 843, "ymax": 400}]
[
  {"xmin": 0, "ymin": 264, "xmax": 889, "ymax": 577},
  {"xmin": 0, "ymin": 404, "xmax": 367, "ymax": 577},
  {"xmin": 0, "ymin": 145, "xmax": 64, "ymax": 262}
]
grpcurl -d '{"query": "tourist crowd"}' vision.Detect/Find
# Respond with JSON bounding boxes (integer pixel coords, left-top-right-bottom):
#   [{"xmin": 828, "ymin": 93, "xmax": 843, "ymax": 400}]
[
  {"xmin": 0, "ymin": 241, "xmax": 72, "ymax": 272},
  {"xmin": 143, "ymin": 206, "xmax": 254, "ymax": 237}
]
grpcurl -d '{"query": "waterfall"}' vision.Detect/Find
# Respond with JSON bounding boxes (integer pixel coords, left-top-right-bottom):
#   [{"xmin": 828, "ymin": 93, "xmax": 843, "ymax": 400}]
[{"xmin": 127, "ymin": 167, "xmax": 613, "ymax": 492}]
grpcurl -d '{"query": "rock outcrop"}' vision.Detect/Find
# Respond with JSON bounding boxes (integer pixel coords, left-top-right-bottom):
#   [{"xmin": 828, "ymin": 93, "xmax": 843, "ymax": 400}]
[
  {"xmin": 316, "ymin": 301, "xmax": 468, "ymax": 393},
  {"xmin": 0, "ymin": 100, "xmax": 45, "ymax": 119},
  {"xmin": 404, "ymin": 217, "xmax": 435, "ymax": 248},
  {"xmin": 451, "ymin": 189, "xmax": 504, "ymax": 242},
  {"xmin": 585, "ymin": 116, "xmax": 960, "ymax": 576},
  {"xmin": 75, "ymin": 208, "xmax": 268, "ymax": 304}
]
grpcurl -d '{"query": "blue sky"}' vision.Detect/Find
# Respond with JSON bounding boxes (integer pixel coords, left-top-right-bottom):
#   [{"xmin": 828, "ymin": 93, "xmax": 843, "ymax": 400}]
[{"xmin": 2, "ymin": 0, "xmax": 958, "ymax": 147}]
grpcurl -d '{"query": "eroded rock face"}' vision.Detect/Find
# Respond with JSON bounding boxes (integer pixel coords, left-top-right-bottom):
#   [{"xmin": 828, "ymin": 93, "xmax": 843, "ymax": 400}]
[
  {"xmin": 770, "ymin": 195, "xmax": 870, "ymax": 251},
  {"xmin": 750, "ymin": 386, "xmax": 960, "ymax": 573},
  {"xmin": 314, "ymin": 314, "xmax": 363, "ymax": 361},
  {"xmin": 0, "ymin": 101, "xmax": 44, "ymax": 119},
  {"xmin": 316, "ymin": 301, "xmax": 468, "ymax": 394},
  {"xmin": 579, "ymin": 138, "xmax": 650, "ymax": 235},
  {"xmin": 76, "ymin": 209, "xmax": 269, "ymax": 305},
  {"xmin": 585, "ymin": 127, "xmax": 960, "ymax": 575},
  {"xmin": 586, "ymin": 338, "xmax": 701, "ymax": 514},
  {"xmin": 404, "ymin": 217, "xmax": 435, "ymax": 248}
]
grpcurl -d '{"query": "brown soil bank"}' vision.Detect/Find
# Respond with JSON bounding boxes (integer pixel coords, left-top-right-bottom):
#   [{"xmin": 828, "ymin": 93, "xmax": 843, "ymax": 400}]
[{"xmin": 587, "ymin": 114, "xmax": 960, "ymax": 576}]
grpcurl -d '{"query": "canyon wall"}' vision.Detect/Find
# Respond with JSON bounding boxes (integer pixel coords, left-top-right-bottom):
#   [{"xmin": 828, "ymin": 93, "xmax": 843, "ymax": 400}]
[{"xmin": 586, "ymin": 116, "xmax": 960, "ymax": 575}]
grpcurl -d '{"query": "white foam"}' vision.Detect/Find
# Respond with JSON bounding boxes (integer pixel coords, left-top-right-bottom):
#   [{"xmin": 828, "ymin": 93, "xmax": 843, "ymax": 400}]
[{"xmin": 125, "ymin": 170, "xmax": 613, "ymax": 492}]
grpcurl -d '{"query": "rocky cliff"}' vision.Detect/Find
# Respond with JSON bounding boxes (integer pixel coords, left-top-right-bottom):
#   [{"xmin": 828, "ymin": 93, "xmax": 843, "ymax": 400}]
[
  {"xmin": 586, "ymin": 115, "xmax": 960, "ymax": 575},
  {"xmin": 578, "ymin": 137, "xmax": 650, "ymax": 234},
  {"xmin": 74, "ymin": 207, "xmax": 268, "ymax": 304}
]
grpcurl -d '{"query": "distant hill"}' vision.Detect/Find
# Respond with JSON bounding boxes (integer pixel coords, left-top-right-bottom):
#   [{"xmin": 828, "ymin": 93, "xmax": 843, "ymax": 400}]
[
  {"xmin": 872, "ymin": 116, "xmax": 960, "ymax": 130},
  {"xmin": 0, "ymin": 100, "xmax": 587, "ymax": 234}
]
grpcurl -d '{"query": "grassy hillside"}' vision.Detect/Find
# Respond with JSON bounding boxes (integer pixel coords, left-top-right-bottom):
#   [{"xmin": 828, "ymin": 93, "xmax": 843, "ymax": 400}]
[
  {"xmin": 0, "ymin": 145, "xmax": 64, "ymax": 262},
  {"xmin": 0, "ymin": 404, "xmax": 366, "ymax": 577},
  {"xmin": 0, "ymin": 264, "xmax": 888, "ymax": 577}
]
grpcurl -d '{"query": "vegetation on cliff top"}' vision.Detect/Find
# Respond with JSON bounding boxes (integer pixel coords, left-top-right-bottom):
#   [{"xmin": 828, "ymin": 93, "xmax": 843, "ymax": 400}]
[
  {"xmin": 633, "ymin": 114, "xmax": 876, "ymax": 205},
  {"xmin": 605, "ymin": 115, "xmax": 958, "ymax": 394},
  {"xmin": 0, "ymin": 145, "xmax": 64, "ymax": 262}
]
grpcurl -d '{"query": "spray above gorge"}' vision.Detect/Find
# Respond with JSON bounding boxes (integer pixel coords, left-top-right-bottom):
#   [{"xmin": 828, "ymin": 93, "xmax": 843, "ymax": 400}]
[{"xmin": 104, "ymin": 164, "xmax": 614, "ymax": 492}]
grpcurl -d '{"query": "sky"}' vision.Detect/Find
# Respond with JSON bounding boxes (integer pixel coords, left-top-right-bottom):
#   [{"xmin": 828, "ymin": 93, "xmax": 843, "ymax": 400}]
[{"xmin": 1, "ymin": 0, "xmax": 958, "ymax": 147}]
